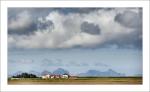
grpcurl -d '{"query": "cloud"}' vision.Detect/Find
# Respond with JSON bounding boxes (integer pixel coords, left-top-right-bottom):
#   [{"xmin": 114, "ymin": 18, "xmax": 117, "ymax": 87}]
[
  {"xmin": 9, "ymin": 59, "xmax": 34, "ymax": 64},
  {"xmin": 8, "ymin": 11, "xmax": 37, "ymax": 35},
  {"xmin": 42, "ymin": 59, "xmax": 63, "ymax": 66},
  {"xmin": 94, "ymin": 62, "xmax": 108, "ymax": 67},
  {"xmin": 8, "ymin": 11, "xmax": 31, "ymax": 30},
  {"xmin": 114, "ymin": 10, "xmax": 142, "ymax": 28},
  {"xmin": 37, "ymin": 18, "xmax": 54, "ymax": 31},
  {"xmin": 41, "ymin": 59, "xmax": 90, "ymax": 67},
  {"xmin": 8, "ymin": 8, "xmax": 142, "ymax": 49},
  {"xmin": 81, "ymin": 22, "xmax": 101, "ymax": 35},
  {"xmin": 20, "ymin": 59, "xmax": 34, "ymax": 64}
]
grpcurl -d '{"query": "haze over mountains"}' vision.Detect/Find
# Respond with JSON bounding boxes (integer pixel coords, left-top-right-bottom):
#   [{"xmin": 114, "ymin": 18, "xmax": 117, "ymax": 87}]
[{"xmin": 8, "ymin": 68, "xmax": 127, "ymax": 77}]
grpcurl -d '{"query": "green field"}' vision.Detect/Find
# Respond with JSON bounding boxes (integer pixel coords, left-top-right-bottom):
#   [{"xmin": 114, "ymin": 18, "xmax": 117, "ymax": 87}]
[{"xmin": 8, "ymin": 77, "xmax": 142, "ymax": 85}]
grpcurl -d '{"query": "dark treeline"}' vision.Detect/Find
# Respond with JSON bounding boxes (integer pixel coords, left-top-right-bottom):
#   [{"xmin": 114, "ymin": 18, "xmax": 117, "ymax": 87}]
[{"xmin": 12, "ymin": 73, "xmax": 38, "ymax": 78}]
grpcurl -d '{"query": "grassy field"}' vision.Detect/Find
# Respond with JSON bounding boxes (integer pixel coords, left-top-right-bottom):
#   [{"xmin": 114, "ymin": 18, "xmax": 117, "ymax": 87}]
[{"xmin": 8, "ymin": 77, "xmax": 142, "ymax": 85}]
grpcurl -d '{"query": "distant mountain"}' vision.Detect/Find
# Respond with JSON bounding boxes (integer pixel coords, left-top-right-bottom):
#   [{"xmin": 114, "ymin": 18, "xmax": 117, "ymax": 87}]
[
  {"xmin": 53, "ymin": 68, "xmax": 69, "ymax": 75},
  {"xmin": 9, "ymin": 68, "xmax": 69, "ymax": 77},
  {"xmin": 78, "ymin": 69, "xmax": 125, "ymax": 77},
  {"xmin": 9, "ymin": 68, "xmax": 125, "ymax": 77},
  {"xmin": 41, "ymin": 70, "xmax": 51, "ymax": 76}
]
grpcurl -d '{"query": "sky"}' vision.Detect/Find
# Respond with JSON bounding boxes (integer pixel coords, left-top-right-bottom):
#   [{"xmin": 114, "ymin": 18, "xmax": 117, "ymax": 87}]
[{"xmin": 8, "ymin": 8, "xmax": 142, "ymax": 76}]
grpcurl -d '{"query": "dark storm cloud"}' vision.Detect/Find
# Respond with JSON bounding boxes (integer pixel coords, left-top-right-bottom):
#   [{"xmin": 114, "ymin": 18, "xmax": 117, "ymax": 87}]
[
  {"xmin": 81, "ymin": 22, "xmax": 101, "ymax": 35},
  {"xmin": 8, "ymin": 9, "xmax": 37, "ymax": 35},
  {"xmin": 8, "ymin": 22, "xmax": 37, "ymax": 35},
  {"xmin": 57, "ymin": 8, "xmax": 99, "ymax": 14},
  {"xmin": 110, "ymin": 8, "xmax": 142, "ymax": 49},
  {"xmin": 114, "ymin": 10, "xmax": 142, "ymax": 28},
  {"xmin": 100, "ymin": 29, "xmax": 142, "ymax": 49},
  {"xmin": 37, "ymin": 20, "xmax": 54, "ymax": 30},
  {"xmin": 8, "ymin": 8, "xmax": 54, "ymax": 35}
]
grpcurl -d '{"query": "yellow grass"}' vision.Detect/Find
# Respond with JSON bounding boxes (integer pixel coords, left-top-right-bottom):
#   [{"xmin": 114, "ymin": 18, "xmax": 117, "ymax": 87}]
[{"xmin": 8, "ymin": 77, "xmax": 142, "ymax": 85}]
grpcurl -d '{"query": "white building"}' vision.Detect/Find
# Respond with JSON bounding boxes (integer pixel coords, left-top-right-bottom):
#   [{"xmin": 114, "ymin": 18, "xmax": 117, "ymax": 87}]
[
  {"xmin": 42, "ymin": 74, "xmax": 50, "ymax": 79},
  {"xmin": 50, "ymin": 75, "xmax": 55, "ymax": 79},
  {"xmin": 61, "ymin": 74, "xmax": 69, "ymax": 79},
  {"xmin": 42, "ymin": 74, "xmax": 69, "ymax": 79}
]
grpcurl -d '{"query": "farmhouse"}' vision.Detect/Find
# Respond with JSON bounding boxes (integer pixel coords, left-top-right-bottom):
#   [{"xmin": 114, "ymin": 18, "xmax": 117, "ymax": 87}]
[
  {"xmin": 42, "ymin": 74, "xmax": 69, "ymax": 79},
  {"xmin": 42, "ymin": 74, "xmax": 50, "ymax": 79},
  {"xmin": 61, "ymin": 74, "xmax": 69, "ymax": 79}
]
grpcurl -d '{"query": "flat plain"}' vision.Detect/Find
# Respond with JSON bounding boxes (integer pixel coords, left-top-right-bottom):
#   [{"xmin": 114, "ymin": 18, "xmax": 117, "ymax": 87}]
[{"xmin": 8, "ymin": 77, "xmax": 142, "ymax": 85}]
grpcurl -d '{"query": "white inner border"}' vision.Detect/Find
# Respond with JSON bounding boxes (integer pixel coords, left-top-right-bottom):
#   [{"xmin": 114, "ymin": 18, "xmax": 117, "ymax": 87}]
[{"xmin": 0, "ymin": 1, "xmax": 149, "ymax": 91}]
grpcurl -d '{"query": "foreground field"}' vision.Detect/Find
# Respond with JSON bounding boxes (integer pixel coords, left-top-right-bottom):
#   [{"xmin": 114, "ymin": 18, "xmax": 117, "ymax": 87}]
[{"xmin": 8, "ymin": 77, "xmax": 142, "ymax": 85}]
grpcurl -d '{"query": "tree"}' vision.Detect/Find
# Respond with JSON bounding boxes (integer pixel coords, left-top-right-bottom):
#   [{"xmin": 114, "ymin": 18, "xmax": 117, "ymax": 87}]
[{"xmin": 12, "ymin": 72, "xmax": 38, "ymax": 78}]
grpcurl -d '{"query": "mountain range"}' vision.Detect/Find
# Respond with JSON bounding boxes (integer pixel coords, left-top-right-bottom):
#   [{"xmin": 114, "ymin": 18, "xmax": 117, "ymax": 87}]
[
  {"xmin": 9, "ymin": 68, "xmax": 125, "ymax": 77},
  {"xmin": 78, "ymin": 69, "xmax": 125, "ymax": 77}
]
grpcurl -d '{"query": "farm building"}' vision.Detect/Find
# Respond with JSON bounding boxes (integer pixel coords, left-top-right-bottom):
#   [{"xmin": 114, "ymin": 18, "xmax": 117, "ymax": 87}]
[
  {"xmin": 42, "ymin": 74, "xmax": 69, "ymax": 79},
  {"xmin": 61, "ymin": 74, "xmax": 69, "ymax": 79},
  {"xmin": 41, "ymin": 74, "xmax": 51, "ymax": 79}
]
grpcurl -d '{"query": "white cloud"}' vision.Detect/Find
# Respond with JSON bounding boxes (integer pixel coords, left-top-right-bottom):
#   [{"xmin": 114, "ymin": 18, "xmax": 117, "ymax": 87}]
[
  {"xmin": 8, "ymin": 11, "xmax": 32, "ymax": 30},
  {"xmin": 8, "ymin": 8, "xmax": 142, "ymax": 49}
]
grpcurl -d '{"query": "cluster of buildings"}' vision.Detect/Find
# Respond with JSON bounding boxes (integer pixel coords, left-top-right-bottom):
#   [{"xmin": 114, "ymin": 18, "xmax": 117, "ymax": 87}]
[{"xmin": 41, "ymin": 74, "xmax": 70, "ymax": 79}]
